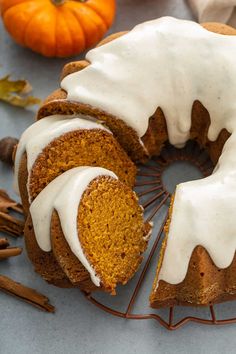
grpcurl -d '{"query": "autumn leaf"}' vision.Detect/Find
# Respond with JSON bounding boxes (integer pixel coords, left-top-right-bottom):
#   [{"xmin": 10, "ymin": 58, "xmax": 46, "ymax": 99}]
[{"xmin": 0, "ymin": 75, "xmax": 41, "ymax": 108}]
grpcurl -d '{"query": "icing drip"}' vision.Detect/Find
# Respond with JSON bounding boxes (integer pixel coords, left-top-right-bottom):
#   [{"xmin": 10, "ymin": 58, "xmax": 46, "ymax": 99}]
[
  {"xmin": 158, "ymin": 134, "xmax": 236, "ymax": 286},
  {"xmin": 30, "ymin": 167, "xmax": 118, "ymax": 287},
  {"xmin": 61, "ymin": 17, "xmax": 236, "ymax": 286},
  {"xmin": 14, "ymin": 114, "xmax": 111, "ymax": 198}
]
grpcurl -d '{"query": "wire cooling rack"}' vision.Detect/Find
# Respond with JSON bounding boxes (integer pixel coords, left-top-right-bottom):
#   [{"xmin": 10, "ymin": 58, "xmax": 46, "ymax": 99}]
[{"xmin": 84, "ymin": 141, "xmax": 236, "ymax": 330}]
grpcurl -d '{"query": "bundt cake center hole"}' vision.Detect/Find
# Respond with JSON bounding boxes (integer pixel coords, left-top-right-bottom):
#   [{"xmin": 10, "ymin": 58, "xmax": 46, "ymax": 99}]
[
  {"xmin": 161, "ymin": 160, "xmax": 203, "ymax": 194},
  {"xmin": 159, "ymin": 141, "xmax": 214, "ymax": 194}
]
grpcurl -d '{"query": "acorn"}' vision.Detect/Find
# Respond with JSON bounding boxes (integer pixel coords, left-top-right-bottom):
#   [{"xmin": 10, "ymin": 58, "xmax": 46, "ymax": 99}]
[{"xmin": 0, "ymin": 137, "xmax": 18, "ymax": 165}]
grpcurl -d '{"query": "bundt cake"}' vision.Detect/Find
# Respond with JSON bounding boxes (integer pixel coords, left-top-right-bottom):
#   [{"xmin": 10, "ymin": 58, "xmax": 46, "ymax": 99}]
[
  {"xmin": 16, "ymin": 17, "xmax": 236, "ymax": 308},
  {"xmin": 24, "ymin": 167, "xmax": 150, "ymax": 294},
  {"xmin": 14, "ymin": 114, "xmax": 136, "ymax": 213}
]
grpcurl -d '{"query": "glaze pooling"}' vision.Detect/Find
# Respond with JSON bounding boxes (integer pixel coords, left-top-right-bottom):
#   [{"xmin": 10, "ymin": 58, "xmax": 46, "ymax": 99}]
[
  {"xmin": 30, "ymin": 167, "xmax": 118, "ymax": 287},
  {"xmin": 14, "ymin": 114, "xmax": 111, "ymax": 199},
  {"xmin": 61, "ymin": 17, "xmax": 236, "ymax": 286}
]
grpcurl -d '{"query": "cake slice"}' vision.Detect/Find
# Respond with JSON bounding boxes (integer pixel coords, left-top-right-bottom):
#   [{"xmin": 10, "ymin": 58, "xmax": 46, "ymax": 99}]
[
  {"xmin": 150, "ymin": 191, "xmax": 236, "ymax": 308},
  {"xmin": 14, "ymin": 114, "xmax": 136, "ymax": 212},
  {"xmin": 25, "ymin": 167, "xmax": 151, "ymax": 293}
]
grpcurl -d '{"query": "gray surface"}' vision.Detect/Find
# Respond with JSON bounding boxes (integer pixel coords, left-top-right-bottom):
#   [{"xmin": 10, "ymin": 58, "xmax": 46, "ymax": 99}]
[{"xmin": 0, "ymin": 1, "xmax": 235, "ymax": 353}]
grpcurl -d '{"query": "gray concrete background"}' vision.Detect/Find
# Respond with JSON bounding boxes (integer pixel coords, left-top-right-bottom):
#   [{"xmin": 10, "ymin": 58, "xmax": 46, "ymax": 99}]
[{"xmin": 1, "ymin": 1, "xmax": 236, "ymax": 353}]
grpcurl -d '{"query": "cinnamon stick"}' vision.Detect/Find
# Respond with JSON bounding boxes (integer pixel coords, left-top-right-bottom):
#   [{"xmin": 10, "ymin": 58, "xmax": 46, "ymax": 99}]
[
  {"xmin": 0, "ymin": 189, "xmax": 23, "ymax": 214},
  {"xmin": 0, "ymin": 275, "xmax": 55, "ymax": 312},
  {"xmin": 0, "ymin": 247, "xmax": 22, "ymax": 260},
  {"xmin": 0, "ymin": 189, "xmax": 54, "ymax": 312},
  {"xmin": 0, "ymin": 211, "xmax": 24, "ymax": 237}
]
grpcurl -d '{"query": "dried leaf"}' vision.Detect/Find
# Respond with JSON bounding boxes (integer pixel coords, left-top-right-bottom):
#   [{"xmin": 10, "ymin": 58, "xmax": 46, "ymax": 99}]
[{"xmin": 0, "ymin": 75, "xmax": 41, "ymax": 107}]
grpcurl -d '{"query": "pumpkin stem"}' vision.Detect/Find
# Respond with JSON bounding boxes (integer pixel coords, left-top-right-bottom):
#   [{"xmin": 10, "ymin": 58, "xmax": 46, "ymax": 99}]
[{"xmin": 51, "ymin": 0, "xmax": 66, "ymax": 5}]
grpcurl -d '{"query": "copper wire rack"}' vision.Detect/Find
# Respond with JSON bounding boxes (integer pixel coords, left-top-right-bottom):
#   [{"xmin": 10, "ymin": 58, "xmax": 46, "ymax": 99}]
[{"xmin": 84, "ymin": 141, "xmax": 236, "ymax": 330}]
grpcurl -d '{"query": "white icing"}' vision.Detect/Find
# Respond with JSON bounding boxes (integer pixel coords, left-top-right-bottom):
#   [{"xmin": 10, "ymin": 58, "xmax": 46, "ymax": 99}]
[
  {"xmin": 61, "ymin": 17, "xmax": 236, "ymax": 146},
  {"xmin": 158, "ymin": 134, "xmax": 236, "ymax": 285},
  {"xmin": 14, "ymin": 114, "xmax": 111, "ymax": 198},
  {"xmin": 61, "ymin": 17, "xmax": 236, "ymax": 286},
  {"xmin": 30, "ymin": 167, "xmax": 117, "ymax": 287}
]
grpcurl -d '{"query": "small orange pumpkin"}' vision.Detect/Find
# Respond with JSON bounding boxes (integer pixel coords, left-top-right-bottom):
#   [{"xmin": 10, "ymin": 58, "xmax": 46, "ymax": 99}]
[{"xmin": 0, "ymin": 0, "xmax": 116, "ymax": 57}]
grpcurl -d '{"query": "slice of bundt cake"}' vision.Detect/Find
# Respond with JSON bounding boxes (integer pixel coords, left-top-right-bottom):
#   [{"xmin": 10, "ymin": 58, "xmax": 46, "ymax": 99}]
[
  {"xmin": 150, "ymin": 195, "xmax": 236, "ymax": 308},
  {"xmin": 25, "ymin": 167, "xmax": 151, "ymax": 293},
  {"xmin": 14, "ymin": 114, "xmax": 136, "ymax": 212}
]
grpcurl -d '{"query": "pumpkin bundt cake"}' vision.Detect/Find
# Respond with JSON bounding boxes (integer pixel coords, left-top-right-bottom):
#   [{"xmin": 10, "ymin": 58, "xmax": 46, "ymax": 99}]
[
  {"xmin": 14, "ymin": 114, "xmax": 136, "ymax": 213},
  {"xmin": 16, "ymin": 17, "xmax": 236, "ymax": 308},
  {"xmin": 24, "ymin": 167, "xmax": 150, "ymax": 293},
  {"xmin": 30, "ymin": 17, "xmax": 236, "ymax": 308}
]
